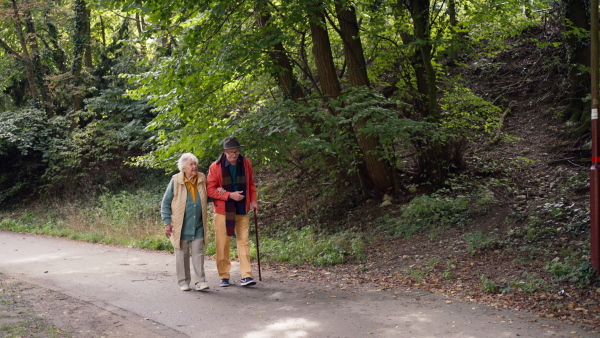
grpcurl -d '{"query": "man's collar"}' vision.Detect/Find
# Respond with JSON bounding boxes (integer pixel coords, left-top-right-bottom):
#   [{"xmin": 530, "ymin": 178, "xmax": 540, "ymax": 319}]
[{"xmin": 224, "ymin": 156, "xmax": 242, "ymax": 167}]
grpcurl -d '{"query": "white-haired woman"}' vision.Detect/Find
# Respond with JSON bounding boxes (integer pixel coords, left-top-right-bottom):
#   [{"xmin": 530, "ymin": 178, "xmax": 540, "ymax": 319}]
[{"xmin": 161, "ymin": 153, "xmax": 209, "ymax": 291}]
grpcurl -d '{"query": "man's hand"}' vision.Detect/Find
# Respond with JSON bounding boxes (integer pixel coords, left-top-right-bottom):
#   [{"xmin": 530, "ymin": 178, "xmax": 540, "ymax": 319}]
[
  {"xmin": 250, "ymin": 202, "xmax": 258, "ymax": 215},
  {"xmin": 165, "ymin": 224, "xmax": 173, "ymax": 237},
  {"xmin": 229, "ymin": 191, "xmax": 245, "ymax": 201},
  {"xmin": 217, "ymin": 187, "xmax": 226, "ymax": 196}
]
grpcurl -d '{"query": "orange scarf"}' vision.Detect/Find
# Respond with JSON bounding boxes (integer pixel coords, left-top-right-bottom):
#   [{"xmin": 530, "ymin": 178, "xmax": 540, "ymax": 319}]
[{"xmin": 184, "ymin": 175, "xmax": 198, "ymax": 202}]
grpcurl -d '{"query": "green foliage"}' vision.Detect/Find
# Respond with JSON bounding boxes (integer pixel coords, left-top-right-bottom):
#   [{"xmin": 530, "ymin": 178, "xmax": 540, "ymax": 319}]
[
  {"xmin": 463, "ymin": 231, "xmax": 498, "ymax": 255},
  {"xmin": 509, "ymin": 202, "xmax": 589, "ymax": 243},
  {"xmin": 241, "ymin": 87, "xmax": 423, "ymax": 177},
  {"xmin": 511, "ymin": 246, "xmax": 542, "ymax": 267},
  {"xmin": 505, "ymin": 272, "xmax": 549, "ymax": 295},
  {"xmin": 96, "ymin": 189, "xmax": 162, "ymax": 228},
  {"xmin": 491, "ymin": 272, "xmax": 550, "ymax": 295},
  {"xmin": 443, "ymin": 260, "xmax": 456, "ymax": 279},
  {"xmin": 546, "ymin": 258, "xmax": 597, "ymax": 287},
  {"xmin": 480, "ymin": 274, "xmax": 500, "ymax": 293},
  {"xmin": 460, "ymin": 0, "xmax": 551, "ymax": 52},
  {"xmin": 439, "ymin": 83, "xmax": 502, "ymax": 139},
  {"xmin": 0, "ymin": 108, "xmax": 62, "ymax": 203},
  {"xmin": 129, "ymin": 237, "xmax": 172, "ymax": 251},
  {"xmin": 0, "ymin": 176, "xmax": 167, "ymax": 249},
  {"xmin": 261, "ymin": 226, "xmax": 365, "ymax": 266},
  {"xmin": 558, "ymin": 171, "xmax": 589, "ymax": 193},
  {"xmin": 379, "ymin": 193, "xmax": 470, "ymax": 239}
]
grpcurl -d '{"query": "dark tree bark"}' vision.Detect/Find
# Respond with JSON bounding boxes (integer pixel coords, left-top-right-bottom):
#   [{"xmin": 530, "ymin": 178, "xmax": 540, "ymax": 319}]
[
  {"xmin": 308, "ymin": 3, "xmax": 342, "ymax": 102},
  {"xmin": 306, "ymin": 1, "xmax": 376, "ymax": 190},
  {"xmin": 446, "ymin": 0, "xmax": 459, "ymax": 64},
  {"xmin": 84, "ymin": 7, "xmax": 93, "ymax": 69},
  {"xmin": 135, "ymin": 12, "xmax": 147, "ymax": 56},
  {"xmin": 8, "ymin": 0, "xmax": 53, "ymax": 115},
  {"xmin": 99, "ymin": 15, "xmax": 107, "ymax": 47},
  {"xmin": 561, "ymin": 0, "xmax": 591, "ymax": 138},
  {"xmin": 398, "ymin": 0, "xmax": 450, "ymax": 186},
  {"xmin": 255, "ymin": 1, "xmax": 306, "ymax": 101},
  {"xmin": 335, "ymin": 0, "xmax": 394, "ymax": 192},
  {"xmin": 44, "ymin": 9, "xmax": 68, "ymax": 73},
  {"xmin": 72, "ymin": 0, "xmax": 90, "ymax": 112},
  {"xmin": 4, "ymin": 1, "xmax": 37, "ymax": 100},
  {"xmin": 408, "ymin": 0, "xmax": 438, "ymax": 121}
]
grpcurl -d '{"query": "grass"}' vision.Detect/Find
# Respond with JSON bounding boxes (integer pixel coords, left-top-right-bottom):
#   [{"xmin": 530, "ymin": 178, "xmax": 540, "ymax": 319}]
[
  {"xmin": 0, "ymin": 175, "xmax": 171, "ymax": 251},
  {"xmin": 0, "ymin": 189, "xmax": 169, "ymax": 251},
  {"xmin": 260, "ymin": 225, "xmax": 366, "ymax": 266},
  {"xmin": 0, "ymin": 178, "xmax": 367, "ymax": 266}
]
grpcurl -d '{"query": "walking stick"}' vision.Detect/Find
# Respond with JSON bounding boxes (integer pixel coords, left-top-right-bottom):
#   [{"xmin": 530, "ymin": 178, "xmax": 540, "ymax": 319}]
[{"xmin": 253, "ymin": 212, "xmax": 262, "ymax": 281}]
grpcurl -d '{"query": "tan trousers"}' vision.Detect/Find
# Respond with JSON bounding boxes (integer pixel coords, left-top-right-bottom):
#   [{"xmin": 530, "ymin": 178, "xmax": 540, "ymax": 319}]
[
  {"xmin": 175, "ymin": 237, "xmax": 206, "ymax": 286},
  {"xmin": 214, "ymin": 213, "xmax": 252, "ymax": 279}
]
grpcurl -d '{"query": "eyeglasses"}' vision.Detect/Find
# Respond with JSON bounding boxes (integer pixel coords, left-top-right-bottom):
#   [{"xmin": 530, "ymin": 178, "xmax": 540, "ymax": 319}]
[{"xmin": 224, "ymin": 150, "xmax": 240, "ymax": 155}]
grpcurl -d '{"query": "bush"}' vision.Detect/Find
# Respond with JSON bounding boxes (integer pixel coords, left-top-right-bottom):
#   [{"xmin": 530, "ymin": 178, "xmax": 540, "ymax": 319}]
[
  {"xmin": 463, "ymin": 231, "xmax": 498, "ymax": 255},
  {"xmin": 380, "ymin": 194, "xmax": 470, "ymax": 239},
  {"xmin": 261, "ymin": 226, "xmax": 365, "ymax": 266},
  {"xmin": 545, "ymin": 259, "xmax": 597, "ymax": 287},
  {"xmin": 480, "ymin": 274, "xmax": 500, "ymax": 293}
]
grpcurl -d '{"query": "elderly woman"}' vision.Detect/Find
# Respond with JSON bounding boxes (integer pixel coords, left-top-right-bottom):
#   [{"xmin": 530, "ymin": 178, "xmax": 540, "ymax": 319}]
[{"xmin": 161, "ymin": 153, "xmax": 209, "ymax": 291}]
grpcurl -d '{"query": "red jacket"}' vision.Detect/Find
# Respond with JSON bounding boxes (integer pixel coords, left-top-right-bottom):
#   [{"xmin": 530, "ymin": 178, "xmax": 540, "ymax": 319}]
[{"xmin": 207, "ymin": 157, "xmax": 257, "ymax": 215}]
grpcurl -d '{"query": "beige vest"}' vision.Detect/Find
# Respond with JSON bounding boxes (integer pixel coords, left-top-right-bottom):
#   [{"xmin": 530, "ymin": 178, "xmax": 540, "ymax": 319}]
[{"xmin": 169, "ymin": 172, "xmax": 208, "ymax": 249}]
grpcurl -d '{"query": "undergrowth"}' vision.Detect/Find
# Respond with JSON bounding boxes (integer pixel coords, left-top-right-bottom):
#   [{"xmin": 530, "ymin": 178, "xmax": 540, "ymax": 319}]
[{"xmin": 0, "ymin": 177, "xmax": 367, "ymax": 265}]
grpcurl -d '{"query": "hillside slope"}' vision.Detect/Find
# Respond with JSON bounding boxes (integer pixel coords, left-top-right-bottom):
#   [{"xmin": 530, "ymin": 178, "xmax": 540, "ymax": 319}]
[{"xmin": 258, "ymin": 24, "xmax": 599, "ymax": 333}]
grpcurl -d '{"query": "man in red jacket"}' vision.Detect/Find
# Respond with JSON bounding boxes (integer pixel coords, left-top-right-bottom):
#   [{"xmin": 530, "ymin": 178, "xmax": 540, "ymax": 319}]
[{"xmin": 207, "ymin": 137, "xmax": 258, "ymax": 287}]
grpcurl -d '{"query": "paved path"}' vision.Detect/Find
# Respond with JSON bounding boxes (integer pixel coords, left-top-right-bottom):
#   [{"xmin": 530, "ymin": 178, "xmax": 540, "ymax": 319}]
[{"xmin": 0, "ymin": 230, "xmax": 594, "ymax": 337}]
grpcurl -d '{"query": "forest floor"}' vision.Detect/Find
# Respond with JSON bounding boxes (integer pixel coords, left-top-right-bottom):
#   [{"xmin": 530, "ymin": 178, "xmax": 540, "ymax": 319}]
[{"xmin": 257, "ymin": 25, "xmax": 600, "ymax": 334}]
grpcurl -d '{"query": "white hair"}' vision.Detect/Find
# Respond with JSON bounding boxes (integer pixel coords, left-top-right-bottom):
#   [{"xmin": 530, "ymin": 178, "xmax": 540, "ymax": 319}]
[{"xmin": 177, "ymin": 153, "xmax": 199, "ymax": 171}]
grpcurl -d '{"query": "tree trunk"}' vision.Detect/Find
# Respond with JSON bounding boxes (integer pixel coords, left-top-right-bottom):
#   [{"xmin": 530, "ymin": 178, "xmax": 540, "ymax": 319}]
[
  {"xmin": 409, "ymin": 0, "xmax": 438, "ymax": 121},
  {"xmin": 308, "ymin": 3, "xmax": 341, "ymax": 102},
  {"xmin": 10, "ymin": 0, "xmax": 41, "ymax": 109},
  {"xmin": 306, "ymin": 1, "xmax": 373, "ymax": 190},
  {"xmin": 399, "ymin": 0, "xmax": 448, "ymax": 186},
  {"xmin": 335, "ymin": 0, "xmax": 394, "ymax": 192},
  {"xmin": 72, "ymin": 0, "xmax": 90, "ymax": 113},
  {"xmin": 99, "ymin": 15, "xmax": 107, "ymax": 47},
  {"xmin": 446, "ymin": 0, "xmax": 459, "ymax": 64},
  {"xmin": 44, "ymin": 9, "xmax": 68, "ymax": 73},
  {"xmin": 135, "ymin": 12, "xmax": 147, "ymax": 56},
  {"xmin": 84, "ymin": 8, "xmax": 93, "ymax": 68},
  {"xmin": 255, "ymin": 1, "xmax": 306, "ymax": 101},
  {"xmin": 562, "ymin": 0, "xmax": 591, "ymax": 137}
]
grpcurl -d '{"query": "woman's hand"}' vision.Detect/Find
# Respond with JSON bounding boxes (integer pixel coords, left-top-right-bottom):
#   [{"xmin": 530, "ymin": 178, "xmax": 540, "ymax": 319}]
[
  {"xmin": 165, "ymin": 224, "xmax": 173, "ymax": 237},
  {"xmin": 217, "ymin": 187, "xmax": 226, "ymax": 196}
]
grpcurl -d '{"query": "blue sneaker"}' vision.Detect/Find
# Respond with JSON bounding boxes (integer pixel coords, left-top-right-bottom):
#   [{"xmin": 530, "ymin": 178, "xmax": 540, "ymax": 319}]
[
  {"xmin": 240, "ymin": 277, "xmax": 256, "ymax": 286},
  {"xmin": 220, "ymin": 279, "xmax": 230, "ymax": 287}
]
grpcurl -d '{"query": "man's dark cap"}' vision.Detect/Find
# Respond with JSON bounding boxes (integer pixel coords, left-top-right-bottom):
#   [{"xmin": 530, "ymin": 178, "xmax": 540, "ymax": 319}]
[{"xmin": 221, "ymin": 137, "xmax": 244, "ymax": 150}]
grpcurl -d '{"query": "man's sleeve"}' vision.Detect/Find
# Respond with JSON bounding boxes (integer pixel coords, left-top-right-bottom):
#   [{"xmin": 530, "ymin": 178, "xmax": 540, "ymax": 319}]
[{"xmin": 207, "ymin": 162, "xmax": 230, "ymax": 201}]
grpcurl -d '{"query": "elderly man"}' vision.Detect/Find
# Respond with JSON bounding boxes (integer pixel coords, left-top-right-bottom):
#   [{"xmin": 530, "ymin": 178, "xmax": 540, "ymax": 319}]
[
  {"xmin": 161, "ymin": 153, "xmax": 209, "ymax": 291},
  {"xmin": 207, "ymin": 137, "xmax": 258, "ymax": 287}
]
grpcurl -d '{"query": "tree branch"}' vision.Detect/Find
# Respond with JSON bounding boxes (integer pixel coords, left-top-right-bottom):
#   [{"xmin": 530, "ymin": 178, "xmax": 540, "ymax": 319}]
[{"xmin": 0, "ymin": 36, "xmax": 23, "ymax": 60}]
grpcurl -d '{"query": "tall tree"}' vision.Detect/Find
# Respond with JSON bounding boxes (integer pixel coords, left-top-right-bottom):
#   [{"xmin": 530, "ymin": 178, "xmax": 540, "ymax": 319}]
[
  {"xmin": 255, "ymin": 0, "xmax": 305, "ymax": 101},
  {"xmin": 335, "ymin": 0, "xmax": 394, "ymax": 191},
  {"xmin": 307, "ymin": 1, "xmax": 341, "ymax": 103},
  {"xmin": 561, "ymin": 0, "xmax": 591, "ymax": 137},
  {"xmin": 1, "ymin": 0, "xmax": 50, "ymax": 113},
  {"xmin": 72, "ymin": 0, "xmax": 90, "ymax": 112},
  {"xmin": 398, "ymin": 0, "xmax": 448, "ymax": 186}
]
